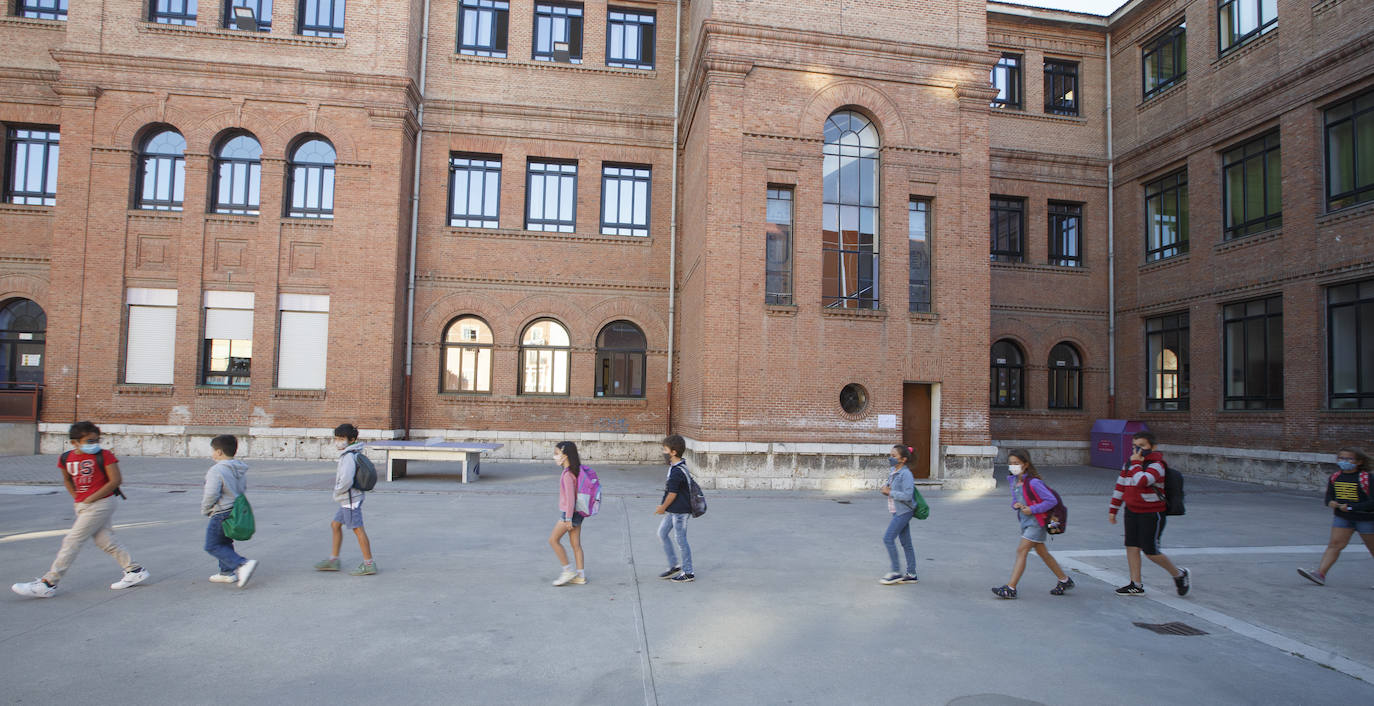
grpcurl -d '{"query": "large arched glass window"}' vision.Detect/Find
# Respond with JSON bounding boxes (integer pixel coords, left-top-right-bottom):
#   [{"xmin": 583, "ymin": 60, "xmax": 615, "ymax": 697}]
[
  {"xmin": 595, "ymin": 321, "xmax": 646, "ymax": 398},
  {"xmin": 0, "ymin": 298, "xmax": 46, "ymax": 388},
  {"xmin": 1047, "ymin": 342, "xmax": 1082, "ymax": 409},
  {"xmin": 991, "ymin": 339, "xmax": 1024, "ymax": 408},
  {"xmin": 137, "ymin": 128, "xmax": 186, "ymax": 211},
  {"xmin": 822, "ymin": 110, "xmax": 880, "ymax": 310},
  {"xmin": 213, "ymin": 133, "xmax": 262, "ymax": 215},
  {"xmin": 441, "ymin": 316, "xmax": 493, "ymax": 393},
  {"xmin": 287, "ymin": 137, "xmax": 336, "ymax": 218},
  {"xmin": 520, "ymin": 319, "xmax": 570, "ymax": 395}
]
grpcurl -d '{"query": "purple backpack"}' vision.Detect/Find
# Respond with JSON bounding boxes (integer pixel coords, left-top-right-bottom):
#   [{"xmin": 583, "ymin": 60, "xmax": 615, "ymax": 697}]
[{"xmin": 575, "ymin": 466, "xmax": 602, "ymax": 517}]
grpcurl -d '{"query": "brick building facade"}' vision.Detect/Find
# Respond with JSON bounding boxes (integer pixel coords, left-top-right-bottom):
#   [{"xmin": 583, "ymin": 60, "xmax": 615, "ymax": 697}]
[{"xmin": 1, "ymin": 0, "xmax": 1370, "ymax": 489}]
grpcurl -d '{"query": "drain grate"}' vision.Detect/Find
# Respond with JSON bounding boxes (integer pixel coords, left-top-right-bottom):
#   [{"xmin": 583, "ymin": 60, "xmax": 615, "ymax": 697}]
[{"xmin": 1133, "ymin": 621, "xmax": 1208, "ymax": 636}]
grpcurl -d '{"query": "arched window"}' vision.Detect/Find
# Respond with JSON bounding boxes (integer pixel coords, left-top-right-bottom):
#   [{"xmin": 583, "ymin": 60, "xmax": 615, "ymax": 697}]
[
  {"xmin": 595, "ymin": 321, "xmax": 646, "ymax": 398},
  {"xmin": 441, "ymin": 316, "xmax": 493, "ymax": 393},
  {"xmin": 137, "ymin": 128, "xmax": 186, "ymax": 211},
  {"xmin": 520, "ymin": 319, "xmax": 569, "ymax": 395},
  {"xmin": 1047, "ymin": 342, "xmax": 1082, "ymax": 409},
  {"xmin": 213, "ymin": 133, "xmax": 262, "ymax": 215},
  {"xmin": 0, "ymin": 298, "xmax": 46, "ymax": 388},
  {"xmin": 822, "ymin": 109, "xmax": 880, "ymax": 310},
  {"xmin": 287, "ymin": 137, "xmax": 336, "ymax": 218},
  {"xmin": 991, "ymin": 339, "xmax": 1024, "ymax": 408}
]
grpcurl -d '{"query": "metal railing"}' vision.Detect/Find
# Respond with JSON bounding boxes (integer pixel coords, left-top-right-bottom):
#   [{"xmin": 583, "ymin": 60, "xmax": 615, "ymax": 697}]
[{"xmin": 0, "ymin": 382, "xmax": 43, "ymax": 422}]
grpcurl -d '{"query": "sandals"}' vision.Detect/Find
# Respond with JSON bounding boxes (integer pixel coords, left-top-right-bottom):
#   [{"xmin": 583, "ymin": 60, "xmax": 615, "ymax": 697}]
[
  {"xmin": 1051, "ymin": 577, "xmax": 1075, "ymax": 595},
  {"xmin": 990, "ymin": 584, "xmax": 1017, "ymax": 599}
]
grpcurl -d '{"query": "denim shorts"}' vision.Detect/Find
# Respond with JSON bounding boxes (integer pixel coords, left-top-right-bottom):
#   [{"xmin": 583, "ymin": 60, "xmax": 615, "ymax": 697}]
[
  {"xmin": 333, "ymin": 505, "xmax": 364, "ymax": 529},
  {"xmin": 1332, "ymin": 515, "xmax": 1374, "ymax": 534},
  {"xmin": 560, "ymin": 514, "xmax": 585, "ymax": 527}
]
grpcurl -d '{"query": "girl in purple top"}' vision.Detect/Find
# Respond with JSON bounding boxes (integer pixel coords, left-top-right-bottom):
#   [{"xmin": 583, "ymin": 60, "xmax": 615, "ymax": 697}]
[
  {"xmin": 991, "ymin": 449, "xmax": 1072, "ymax": 599},
  {"xmin": 548, "ymin": 441, "xmax": 586, "ymax": 587}
]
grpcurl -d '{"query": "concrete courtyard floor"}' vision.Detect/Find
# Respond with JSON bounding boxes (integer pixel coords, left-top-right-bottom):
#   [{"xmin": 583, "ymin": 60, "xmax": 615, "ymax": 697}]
[{"xmin": 1, "ymin": 454, "xmax": 1372, "ymax": 705}]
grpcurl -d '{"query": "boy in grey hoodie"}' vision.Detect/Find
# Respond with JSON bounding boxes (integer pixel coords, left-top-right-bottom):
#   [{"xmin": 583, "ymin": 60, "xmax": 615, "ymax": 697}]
[
  {"xmin": 314, "ymin": 423, "xmax": 376, "ymax": 576},
  {"xmin": 202, "ymin": 434, "xmax": 257, "ymax": 587}
]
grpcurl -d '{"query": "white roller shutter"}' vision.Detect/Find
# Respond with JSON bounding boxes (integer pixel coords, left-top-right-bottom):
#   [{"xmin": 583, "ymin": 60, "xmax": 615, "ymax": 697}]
[
  {"xmin": 125, "ymin": 305, "xmax": 177, "ymax": 384},
  {"xmin": 204, "ymin": 308, "xmax": 254, "ymax": 340},
  {"xmin": 277, "ymin": 311, "xmax": 329, "ymax": 389}
]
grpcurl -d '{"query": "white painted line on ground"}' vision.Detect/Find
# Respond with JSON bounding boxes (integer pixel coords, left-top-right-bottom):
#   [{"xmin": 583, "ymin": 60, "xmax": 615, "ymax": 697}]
[
  {"xmin": 1058, "ymin": 557, "xmax": 1374, "ymax": 685},
  {"xmin": 1056, "ymin": 545, "xmax": 1368, "ymax": 557},
  {"xmin": 0, "ymin": 521, "xmax": 170, "ymax": 543}
]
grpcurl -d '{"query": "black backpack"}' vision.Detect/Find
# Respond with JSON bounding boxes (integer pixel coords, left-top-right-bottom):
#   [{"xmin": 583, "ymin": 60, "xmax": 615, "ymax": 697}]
[
  {"xmin": 678, "ymin": 463, "xmax": 707, "ymax": 518},
  {"xmin": 349, "ymin": 450, "xmax": 378, "ymax": 491},
  {"xmin": 1161, "ymin": 461, "xmax": 1185, "ymax": 516},
  {"xmin": 59, "ymin": 450, "xmax": 126, "ymax": 499}
]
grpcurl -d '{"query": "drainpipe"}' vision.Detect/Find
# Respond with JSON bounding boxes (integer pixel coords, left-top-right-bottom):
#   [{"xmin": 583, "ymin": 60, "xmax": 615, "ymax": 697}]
[
  {"xmin": 1105, "ymin": 31, "xmax": 1117, "ymax": 418},
  {"xmin": 665, "ymin": 0, "xmax": 681, "ymax": 435},
  {"xmin": 402, "ymin": 0, "xmax": 434, "ymax": 440}
]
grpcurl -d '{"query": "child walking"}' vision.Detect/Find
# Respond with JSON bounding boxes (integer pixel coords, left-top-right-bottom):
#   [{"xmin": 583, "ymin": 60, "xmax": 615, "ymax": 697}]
[
  {"xmin": 879, "ymin": 444, "xmax": 919, "ymax": 585},
  {"xmin": 990, "ymin": 449, "xmax": 1072, "ymax": 599},
  {"xmin": 11, "ymin": 421, "xmax": 149, "ymax": 598},
  {"xmin": 314, "ymin": 424, "xmax": 376, "ymax": 576},
  {"xmin": 201, "ymin": 434, "xmax": 257, "ymax": 587},
  {"xmin": 549, "ymin": 441, "xmax": 587, "ymax": 587},
  {"xmin": 1109, "ymin": 431, "xmax": 1189, "ymax": 596},
  {"xmin": 1298, "ymin": 447, "xmax": 1374, "ymax": 587},
  {"xmin": 655, "ymin": 435, "xmax": 695, "ymax": 583}
]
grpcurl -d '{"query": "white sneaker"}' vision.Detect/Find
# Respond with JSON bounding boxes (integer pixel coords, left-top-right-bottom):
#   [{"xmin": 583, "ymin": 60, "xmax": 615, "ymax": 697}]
[
  {"xmin": 209, "ymin": 574, "xmax": 237, "ymax": 583},
  {"xmin": 879, "ymin": 572, "xmax": 903, "ymax": 585},
  {"xmin": 236, "ymin": 559, "xmax": 258, "ymax": 588},
  {"xmin": 11, "ymin": 579, "xmax": 56, "ymax": 598},
  {"xmin": 110, "ymin": 568, "xmax": 149, "ymax": 590},
  {"xmin": 553, "ymin": 569, "xmax": 577, "ymax": 586}
]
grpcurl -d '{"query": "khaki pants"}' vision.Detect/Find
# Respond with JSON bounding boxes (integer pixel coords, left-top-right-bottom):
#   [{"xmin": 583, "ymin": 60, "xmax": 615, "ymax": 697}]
[{"xmin": 43, "ymin": 496, "xmax": 137, "ymax": 585}]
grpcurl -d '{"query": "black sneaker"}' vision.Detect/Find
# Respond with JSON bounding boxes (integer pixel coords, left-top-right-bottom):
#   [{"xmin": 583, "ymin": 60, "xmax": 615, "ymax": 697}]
[
  {"xmin": 1115, "ymin": 582, "xmax": 1145, "ymax": 596},
  {"xmin": 670, "ymin": 573, "xmax": 695, "ymax": 583},
  {"xmin": 658, "ymin": 567, "xmax": 681, "ymax": 580},
  {"xmin": 1050, "ymin": 577, "xmax": 1075, "ymax": 595},
  {"xmin": 900, "ymin": 574, "xmax": 919, "ymax": 584},
  {"xmin": 1174, "ymin": 567, "xmax": 1191, "ymax": 596}
]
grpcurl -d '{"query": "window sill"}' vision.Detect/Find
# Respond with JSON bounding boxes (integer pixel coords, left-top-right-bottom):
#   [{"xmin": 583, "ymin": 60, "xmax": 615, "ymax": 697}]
[
  {"xmin": 992, "ymin": 408, "xmax": 1088, "ymax": 416},
  {"xmin": 1214, "ymin": 228, "xmax": 1281, "ymax": 253},
  {"xmin": 0, "ymin": 16, "xmax": 66, "ymax": 31},
  {"xmin": 765, "ymin": 304, "xmax": 797, "ymax": 317},
  {"xmin": 991, "ymin": 262, "xmax": 1089, "ymax": 275},
  {"xmin": 1139, "ymin": 252, "xmax": 1189, "ymax": 274},
  {"xmin": 127, "ymin": 209, "xmax": 184, "ymax": 220},
  {"xmin": 195, "ymin": 385, "xmax": 250, "ymax": 397},
  {"xmin": 990, "ymin": 110, "xmax": 1087, "ymax": 126},
  {"xmin": 206, "ymin": 214, "xmax": 260, "ymax": 225},
  {"xmin": 438, "ymin": 394, "xmax": 648, "ymax": 407},
  {"xmin": 282, "ymin": 218, "xmax": 334, "ymax": 229},
  {"xmin": 820, "ymin": 307, "xmax": 886, "ymax": 321},
  {"xmin": 1217, "ymin": 409, "xmax": 1285, "ymax": 418},
  {"xmin": 114, "ymin": 383, "xmax": 174, "ymax": 396},
  {"xmin": 909, "ymin": 311, "xmax": 939, "ymax": 324},
  {"xmin": 0, "ymin": 203, "xmax": 54, "ymax": 216},
  {"xmin": 1321, "ymin": 407, "xmax": 1374, "ymax": 415},
  {"xmin": 450, "ymin": 53, "xmax": 657, "ymax": 79},
  {"xmin": 271, "ymin": 388, "xmax": 325, "ymax": 400},
  {"xmin": 1213, "ymin": 28, "xmax": 1277, "ymax": 70},
  {"xmin": 1137, "ymin": 407, "xmax": 1191, "ymax": 414},
  {"xmin": 447, "ymin": 226, "xmax": 651, "ymax": 246},
  {"xmin": 1314, "ymin": 0, "xmax": 1354, "ymax": 16},
  {"xmin": 1316, "ymin": 200, "xmax": 1374, "ymax": 226},
  {"xmin": 137, "ymin": 22, "xmax": 347, "ymax": 48},
  {"xmin": 1139, "ymin": 78, "xmax": 1186, "ymax": 108}
]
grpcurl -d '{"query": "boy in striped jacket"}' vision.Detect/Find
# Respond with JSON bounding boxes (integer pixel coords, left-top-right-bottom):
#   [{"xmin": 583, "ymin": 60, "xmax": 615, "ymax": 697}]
[{"xmin": 1108, "ymin": 431, "xmax": 1191, "ymax": 597}]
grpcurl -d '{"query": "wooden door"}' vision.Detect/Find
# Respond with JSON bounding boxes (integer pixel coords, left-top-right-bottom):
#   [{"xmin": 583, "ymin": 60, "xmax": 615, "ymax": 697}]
[{"xmin": 902, "ymin": 383, "xmax": 932, "ymax": 479}]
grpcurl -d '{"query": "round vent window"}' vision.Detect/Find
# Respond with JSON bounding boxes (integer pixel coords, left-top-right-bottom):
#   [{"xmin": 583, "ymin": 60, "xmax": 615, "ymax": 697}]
[{"xmin": 839, "ymin": 383, "xmax": 869, "ymax": 415}]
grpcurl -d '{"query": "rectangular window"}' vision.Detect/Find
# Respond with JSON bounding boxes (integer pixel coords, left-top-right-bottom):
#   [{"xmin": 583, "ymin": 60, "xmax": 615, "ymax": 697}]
[
  {"xmin": 5, "ymin": 127, "xmax": 59, "ymax": 206},
  {"xmin": 1048, "ymin": 201, "xmax": 1082, "ymax": 267},
  {"xmin": 600, "ymin": 164, "xmax": 650, "ymax": 237},
  {"xmin": 449, "ymin": 154, "xmax": 501, "ymax": 228},
  {"xmin": 1328, "ymin": 279, "xmax": 1374, "ymax": 409},
  {"xmin": 124, "ymin": 288, "xmax": 178, "ymax": 385},
  {"xmin": 1224, "ymin": 296, "xmax": 1283, "ymax": 410},
  {"xmin": 991, "ymin": 53, "xmax": 1022, "ymax": 109},
  {"xmin": 298, "ymin": 0, "xmax": 345, "ymax": 38},
  {"xmin": 908, "ymin": 198, "xmax": 932, "ymax": 313},
  {"xmin": 225, "ymin": 0, "xmax": 272, "ymax": 31},
  {"xmin": 526, "ymin": 160, "xmax": 577, "ymax": 232},
  {"xmin": 990, "ymin": 196, "xmax": 1025, "ymax": 263},
  {"xmin": 202, "ymin": 291, "xmax": 254, "ymax": 387},
  {"xmin": 1142, "ymin": 22, "xmax": 1186, "ymax": 99},
  {"xmin": 1144, "ymin": 170, "xmax": 1188, "ymax": 261},
  {"xmin": 19, "ymin": 0, "xmax": 66, "ymax": 20},
  {"xmin": 1223, "ymin": 131, "xmax": 1281, "ymax": 239},
  {"xmin": 151, "ymin": 0, "xmax": 197, "ymax": 26},
  {"xmin": 1146, "ymin": 312, "xmax": 1190, "ymax": 411},
  {"xmin": 1218, "ymin": 0, "xmax": 1277, "ymax": 55},
  {"xmin": 607, "ymin": 8, "xmax": 654, "ymax": 70},
  {"xmin": 533, "ymin": 3, "xmax": 582, "ymax": 63},
  {"xmin": 459, "ymin": 0, "xmax": 508, "ymax": 57},
  {"xmin": 1325, "ymin": 90, "xmax": 1374, "ymax": 212},
  {"xmin": 277, "ymin": 294, "xmax": 329, "ymax": 390},
  {"xmin": 1044, "ymin": 59, "xmax": 1079, "ymax": 116},
  {"xmin": 766, "ymin": 187, "xmax": 793, "ymax": 306}
]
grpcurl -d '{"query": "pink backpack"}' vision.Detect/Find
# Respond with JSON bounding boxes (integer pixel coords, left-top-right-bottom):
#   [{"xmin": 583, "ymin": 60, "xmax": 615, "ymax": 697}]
[{"xmin": 575, "ymin": 466, "xmax": 602, "ymax": 517}]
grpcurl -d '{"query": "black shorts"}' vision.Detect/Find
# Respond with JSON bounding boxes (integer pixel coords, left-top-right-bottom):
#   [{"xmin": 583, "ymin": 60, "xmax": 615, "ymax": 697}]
[
  {"xmin": 563, "ymin": 514, "xmax": 584, "ymax": 527},
  {"xmin": 1123, "ymin": 509, "xmax": 1166, "ymax": 555}
]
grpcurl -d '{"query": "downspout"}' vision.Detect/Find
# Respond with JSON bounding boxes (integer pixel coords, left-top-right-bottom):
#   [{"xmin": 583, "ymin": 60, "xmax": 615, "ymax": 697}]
[
  {"xmin": 665, "ymin": 0, "xmax": 681, "ymax": 435},
  {"xmin": 403, "ymin": 0, "xmax": 434, "ymax": 440},
  {"xmin": 1105, "ymin": 31, "xmax": 1117, "ymax": 418}
]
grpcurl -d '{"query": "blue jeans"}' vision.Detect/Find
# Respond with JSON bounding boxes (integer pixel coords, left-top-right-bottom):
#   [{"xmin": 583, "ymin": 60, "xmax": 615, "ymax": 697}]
[
  {"xmin": 883, "ymin": 510, "xmax": 916, "ymax": 574},
  {"xmin": 205, "ymin": 512, "xmax": 246, "ymax": 575},
  {"xmin": 658, "ymin": 513, "xmax": 692, "ymax": 574}
]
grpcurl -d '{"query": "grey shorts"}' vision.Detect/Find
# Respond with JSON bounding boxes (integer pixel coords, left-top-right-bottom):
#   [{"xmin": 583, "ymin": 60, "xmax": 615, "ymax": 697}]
[{"xmin": 333, "ymin": 505, "xmax": 364, "ymax": 529}]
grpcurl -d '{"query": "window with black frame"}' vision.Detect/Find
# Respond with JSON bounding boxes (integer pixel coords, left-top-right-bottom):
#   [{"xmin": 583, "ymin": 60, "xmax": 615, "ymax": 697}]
[
  {"xmin": 449, "ymin": 154, "xmax": 501, "ymax": 228},
  {"xmin": 1044, "ymin": 59, "xmax": 1079, "ymax": 116},
  {"xmin": 595, "ymin": 321, "xmax": 645, "ymax": 398},
  {"xmin": 5, "ymin": 127, "xmax": 58, "ymax": 206},
  {"xmin": 822, "ymin": 110, "xmax": 880, "ymax": 310},
  {"xmin": 1142, "ymin": 22, "xmax": 1186, "ymax": 99},
  {"xmin": 224, "ymin": 0, "xmax": 271, "ymax": 30},
  {"xmin": 607, "ymin": 8, "xmax": 654, "ymax": 69},
  {"xmin": 526, "ymin": 160, "xmax": 577, "ymax": 232},
  {"xmin": 1325, "ymin": 90, "xmax": 1374, "ymax": 212},
  {"xmin": 202, "ymin": 297, "xmax": 253, "ymax": 387},
  {"xmin": 1048, "ymin": 201, "xmax": 1082, "ymax": 267},
  {"xmin": 601, "ymin": 164, "xmax": 650, "ymax": 236},
  {"xmin": 1223, "ymin": 296, "xmax": 1283, "ymax": 410},
  {"xmin": 533, "ymin": 3, "xmax": 582, "ymax": 63},
  {"xmin": 136, "ymin": 129, "xmax": 186, "ymax": 211},
  {"xmin": 1218, "ymin": 0, "xmax": 1276, "ymax": 55},
  {"xmin": 287, "ymin": 137, "xmax": 336, "ymax": 219},
  {"xmin": 298, "ymin": 0, "xmax": 344, "ymax": 37},
  {"xmin": 990, "ymin": 196, "xmax": 1024, "ymax": 263},
  {"xmin": 441, "ymin": 316, "xmax": 493, "ymax": 393},
  {"xmin": 212, "ymin": 133, "xmax": 262, "ymax": 215},
  {"xmin": 18, "ymin": 0, "xmax": 66, "ymax": 20},
  {"xmin": 991, "ymin": 53, "xmax": 1022, "ymax": 109},
  {"xmin": 1222, "ymin": 131, "xmax": 1281, "ymax": 239},
  {"xmin": 765, "ymin": 187, "xmax": 793, "ymax": 306},
  {"xmin": 1328, "ymin": 279, "xmax": 1374, "ymax": 409},
  {"xmin": 1144, "ymin": 170, "xmax": 1187, "ymax": 261},
  {"xmin": 908, "ymin": 198, "xmax": 932, "ymax": 313},
  {"xmin": 520, "ymin": 319, "xmax": 570, "ymax": 395},
  {"xmin": 459, "ymin": 0, "xmax": 508, "ymax": 56},
  {"xmin": 151, "ymin": 0, "xmax": 197, "ymax": 25},
  {"xmin": 991, "ymin": 340, "xmax": 1024, "ymax": 409},
  {"xmin": 1047, "ymin": 342, "xmax": 1082, "ymax": 410},
  {"xmin": 1146, "ymin": 312, "xmax": 1189, "ymax": 410}
]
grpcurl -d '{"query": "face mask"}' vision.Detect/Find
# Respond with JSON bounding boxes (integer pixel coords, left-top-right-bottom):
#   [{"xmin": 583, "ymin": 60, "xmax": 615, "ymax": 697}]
[
  {"xmin": 888, "ymin": 457, "xmax": 901, "ymax": 468},
  {"xmin": 1009, "ymin": 464, "xmax": 1023, "ymax": 475},
  {"xmin": 663, "ymin": 452, "xmax": 674, "ymax": 465},
  {"xmin": 334, "ymin": 441, "xmax": 348, "ymax": 451},
  {"xmin": 80, "ymin": 442, "xmax": 101, "ymax": 455},
  {"xmin": 1337, "ymin": 460, "xmax": 1357, "ymax": 472}
]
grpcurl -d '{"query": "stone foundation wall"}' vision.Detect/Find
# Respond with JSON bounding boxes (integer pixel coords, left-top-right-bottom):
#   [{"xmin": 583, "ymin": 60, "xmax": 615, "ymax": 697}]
[
  {"xmin": 684, "ymin": 440, "xmax": 997, "ymax": 491},
  {"xmin": 991, "ymin": 441, "xmax": 1091, "ymax": 466},
  {"xmin": 1, "ymin": 422, "xmax": 38, "ymax": 456},
  {"xmin": 1160, "ymin": 445, "xmax": 1341, "ymax": 492}
]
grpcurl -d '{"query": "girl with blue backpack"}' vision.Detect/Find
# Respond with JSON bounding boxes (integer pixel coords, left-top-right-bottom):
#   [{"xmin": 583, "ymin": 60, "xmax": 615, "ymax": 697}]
[
  {"xmin": 990, "ymin": 449, "xmax": 1072, "ymax": 599},
  {"xmin": 549, "ymin": 441, "xmax": 587, "ymax": 587},
  {"xmin": 879, "ymin": 444, "xmax": 920, "ymax": 585}
]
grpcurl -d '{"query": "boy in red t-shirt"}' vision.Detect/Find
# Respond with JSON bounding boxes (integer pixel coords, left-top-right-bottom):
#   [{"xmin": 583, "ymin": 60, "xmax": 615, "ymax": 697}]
[{"xmin": 11, "ymin": 421, "xmax": 149, "ymax": 598}]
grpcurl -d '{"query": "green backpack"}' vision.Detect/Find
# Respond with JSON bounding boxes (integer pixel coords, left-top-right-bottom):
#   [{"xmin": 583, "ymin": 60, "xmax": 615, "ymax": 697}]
[
  {"xmin": 911, "ymin": 485, "xmax": 931, "ymax": 520},
  {"xmin": 221, "ymin": 493, "xmax": 255, "ymax": 541}
]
